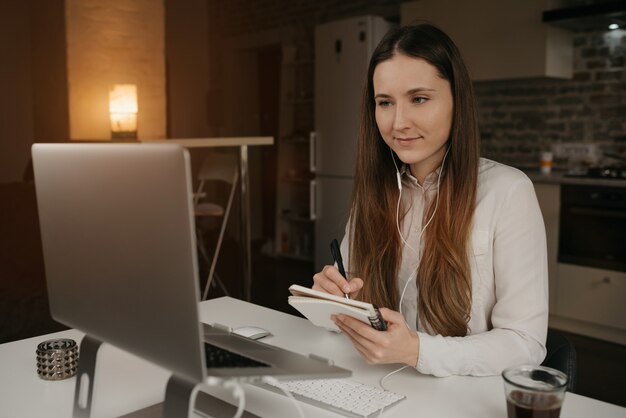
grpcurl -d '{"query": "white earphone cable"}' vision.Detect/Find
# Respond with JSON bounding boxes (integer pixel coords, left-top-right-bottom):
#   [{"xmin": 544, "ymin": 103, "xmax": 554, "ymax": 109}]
[
  {"xmin": 380, "ymin": 145, "xmax": 450, "ymax": 389},
  {"xmin": 224, "ymin": 380, "xmax": 246, "ymax": 418},
  {"xmin": 260, "ymin": 376, "xmax": 306, "ymax": 418},
  {"xmin": 395, "ymin": 190, "xmax": 419, "ymax": 257},
  {"xmin": 199, "ymin": 377, "xmax": 247, "ymax": 418},
  {"xmin": 395, "ymin": 145, "xmax": 450, "ymax": 315},
  {"xmin": 379, "ymin": 365, "xmax": 410, "ymax": 391}
]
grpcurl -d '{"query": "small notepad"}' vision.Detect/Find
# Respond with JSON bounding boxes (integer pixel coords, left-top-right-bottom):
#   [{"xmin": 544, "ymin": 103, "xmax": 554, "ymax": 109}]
[{"xmin": 288, "ymin": 285, "xmax": 387, "ymax": 332}]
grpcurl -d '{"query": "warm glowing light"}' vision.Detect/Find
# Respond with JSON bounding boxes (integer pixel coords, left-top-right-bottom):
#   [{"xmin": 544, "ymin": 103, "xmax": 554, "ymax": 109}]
[
  {"xmin": 109, "ymin": 84, "xmax": 138, "ymax": 139},
  {"xmin": 608, "ymin": 23, "xmax": 619, "ymax": 30}
]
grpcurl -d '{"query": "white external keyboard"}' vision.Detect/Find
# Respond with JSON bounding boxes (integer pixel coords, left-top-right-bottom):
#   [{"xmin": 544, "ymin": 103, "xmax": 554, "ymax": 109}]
[{"xmin": 260, "ymin": 378, "xmax": 406, "ymax": 418}]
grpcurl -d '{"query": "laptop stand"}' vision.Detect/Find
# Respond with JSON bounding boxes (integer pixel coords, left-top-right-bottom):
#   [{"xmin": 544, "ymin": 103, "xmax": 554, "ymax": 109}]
[
  {"xmin": 72, "ymin": 335, "xmax": 102, "ymax": 418},
  {"xmin": 71, "ymin": 335, "xmax": 258, "ymax": 418},
  {"xmin": 117, "ymin": 392, "xmax": 262, "ymax": 418}
]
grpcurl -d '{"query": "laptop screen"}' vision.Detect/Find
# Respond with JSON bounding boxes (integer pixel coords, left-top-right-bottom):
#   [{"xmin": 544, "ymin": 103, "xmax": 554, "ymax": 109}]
[{"xmin": 32, "ymin": 143, "xmax": 206, "ymax": 383}]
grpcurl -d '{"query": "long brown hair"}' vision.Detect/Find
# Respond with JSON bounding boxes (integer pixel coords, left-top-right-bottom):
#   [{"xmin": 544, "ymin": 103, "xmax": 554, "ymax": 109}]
[{"xmin": 350, "ymin": 23, "xmax": 480, "ymax": 337}]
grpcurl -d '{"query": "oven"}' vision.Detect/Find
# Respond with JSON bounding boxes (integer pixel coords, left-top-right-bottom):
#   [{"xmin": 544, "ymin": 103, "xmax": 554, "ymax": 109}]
[{"xmin": 558, "ymin": 184, "xmax": 626, "ymax": 273}]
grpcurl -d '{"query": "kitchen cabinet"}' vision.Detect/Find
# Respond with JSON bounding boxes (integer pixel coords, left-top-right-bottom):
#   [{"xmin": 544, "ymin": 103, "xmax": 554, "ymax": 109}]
[
  {"xmin": 533, "ymin": 181, "xmax": 626, "ymax": 345},
  {"xmin": 534, "ymin": 183, "xmax": 560, "ymax": 312},
  {"xmin": 401, "ymin": 0, "xmax": 573, "ymax": 81},
  {"xmin": 557, "ymin": 263, "xmax": 626, "ymax": 331}
]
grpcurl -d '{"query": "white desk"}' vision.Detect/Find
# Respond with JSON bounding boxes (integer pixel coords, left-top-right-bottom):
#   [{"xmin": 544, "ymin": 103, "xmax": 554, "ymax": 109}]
[
  {"xmin": 141, "ymin": 137, "xmax": 274, "ymax": 301},
  {"xmin": 1, "ymin": 298, "xmax": 624, "ymax": 418}
]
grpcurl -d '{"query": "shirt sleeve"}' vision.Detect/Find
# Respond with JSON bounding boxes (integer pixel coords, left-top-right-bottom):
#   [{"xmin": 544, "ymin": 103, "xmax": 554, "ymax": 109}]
[{"xmin": 416, "ymin": 176, "xmax": 549, "ymax": 377}]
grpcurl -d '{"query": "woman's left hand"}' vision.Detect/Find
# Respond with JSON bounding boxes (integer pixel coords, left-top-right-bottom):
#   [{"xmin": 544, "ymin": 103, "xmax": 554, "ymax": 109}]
[{"xmin": 332, "ymin": 308, "xmax": 420, "ymax": 367}]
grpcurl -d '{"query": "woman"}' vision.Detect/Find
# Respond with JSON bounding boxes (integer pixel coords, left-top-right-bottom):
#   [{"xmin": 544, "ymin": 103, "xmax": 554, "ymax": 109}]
[{"xmin": 312, "ymin": 23, "xmax": 548, "ymax": 377}]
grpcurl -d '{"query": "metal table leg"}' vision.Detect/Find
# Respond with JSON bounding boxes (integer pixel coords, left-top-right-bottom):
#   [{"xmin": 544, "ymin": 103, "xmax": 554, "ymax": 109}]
[{"xmin": 239, "ymin": 145, "xmax": 252, "ymax": 301}]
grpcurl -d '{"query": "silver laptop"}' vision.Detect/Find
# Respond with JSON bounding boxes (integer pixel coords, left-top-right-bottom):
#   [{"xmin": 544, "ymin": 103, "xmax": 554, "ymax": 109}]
[{"xmin": 32, "ymin": 143, "xmax": 350, "ymax": 385}]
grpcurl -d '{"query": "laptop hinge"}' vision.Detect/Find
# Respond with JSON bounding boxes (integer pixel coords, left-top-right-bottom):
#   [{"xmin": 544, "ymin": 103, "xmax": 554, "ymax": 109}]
[
  {"xmin": 211, "ymin": 323, "xmax": 233, "ymax": 333},
  {"xmin": 308, "ymin": 353, "xmax": 334, "ymax": 366}
]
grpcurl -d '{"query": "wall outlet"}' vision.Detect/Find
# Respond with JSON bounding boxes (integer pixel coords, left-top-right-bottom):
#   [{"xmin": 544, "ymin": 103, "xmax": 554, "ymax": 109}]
[{"xmin": 552, "ymin": 143, "xmax": 599, "ymax": 161}]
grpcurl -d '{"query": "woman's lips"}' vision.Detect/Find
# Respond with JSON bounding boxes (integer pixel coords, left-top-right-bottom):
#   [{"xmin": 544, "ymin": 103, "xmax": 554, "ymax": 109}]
[{"xmin": 394, "ymin": 136, "xmax": 422, "ymax": 146}]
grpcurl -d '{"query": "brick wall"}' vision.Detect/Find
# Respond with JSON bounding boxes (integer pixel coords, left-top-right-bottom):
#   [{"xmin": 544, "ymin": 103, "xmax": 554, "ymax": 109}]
[
  {"xmin": 206, "ymin": 1, "xmax": 626, "ymax": 168},
  {"xmin": 476, "ymin": 29, "xmax": 626, "ymax": 168}
]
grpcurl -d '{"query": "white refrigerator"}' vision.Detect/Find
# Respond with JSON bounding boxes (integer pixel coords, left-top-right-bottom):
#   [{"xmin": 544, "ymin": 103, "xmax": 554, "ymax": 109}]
[{"xmin": 313, "ymin": 15, "xmax": 392, "ymax": 271}]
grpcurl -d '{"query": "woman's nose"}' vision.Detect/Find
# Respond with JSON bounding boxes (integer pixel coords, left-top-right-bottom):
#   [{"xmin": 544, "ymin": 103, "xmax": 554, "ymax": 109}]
[{"xmin": 392, "ymin": 104, "xmax": 410, "ymax": 131}]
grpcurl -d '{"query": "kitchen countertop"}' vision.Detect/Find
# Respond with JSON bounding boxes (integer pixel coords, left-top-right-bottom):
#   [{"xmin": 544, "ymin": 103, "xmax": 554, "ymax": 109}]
[{"xmin": 524, "ymin": 170, "xmax": 626, "ymax": 188}]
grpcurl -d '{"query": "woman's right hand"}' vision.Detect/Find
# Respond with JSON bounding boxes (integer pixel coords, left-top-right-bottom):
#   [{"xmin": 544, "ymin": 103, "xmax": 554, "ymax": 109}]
[{"xmin": 312, "ymin": 265, "xmax": 364, "ymax": 299}]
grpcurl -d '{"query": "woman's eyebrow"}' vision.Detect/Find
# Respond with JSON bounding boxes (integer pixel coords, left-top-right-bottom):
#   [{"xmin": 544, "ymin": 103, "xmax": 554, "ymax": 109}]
[
  {"xmin": 407, "ymin": 87, "xmax": 436, "ymax": 94},
  {"xmin": 374, "ymin": 87, "xmax": 436, "ymax": 99}
]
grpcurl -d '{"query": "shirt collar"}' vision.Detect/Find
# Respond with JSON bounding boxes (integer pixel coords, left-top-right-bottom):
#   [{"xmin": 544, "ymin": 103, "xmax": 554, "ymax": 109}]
[{"xmin": 401, "ymin": 164, "xmax": 442, "ymax": 190}]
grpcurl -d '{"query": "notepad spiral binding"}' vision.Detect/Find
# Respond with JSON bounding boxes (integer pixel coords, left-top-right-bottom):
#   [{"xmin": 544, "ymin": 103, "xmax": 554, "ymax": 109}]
[{"xmin": 368, "ymin": 305, "xmax": 387, "ymax": 331}]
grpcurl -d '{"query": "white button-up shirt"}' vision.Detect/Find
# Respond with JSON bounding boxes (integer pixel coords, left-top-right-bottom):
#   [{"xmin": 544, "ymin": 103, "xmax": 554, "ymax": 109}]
[{"xmin": 341, "ymin": 158, "xmax": 548, "ymax": 377}]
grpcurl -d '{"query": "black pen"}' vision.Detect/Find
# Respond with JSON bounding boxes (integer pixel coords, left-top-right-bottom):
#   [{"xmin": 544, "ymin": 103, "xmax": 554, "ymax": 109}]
[{"xmin": 330, "ymin": 239, "xmax": 349, "ymax": 300}]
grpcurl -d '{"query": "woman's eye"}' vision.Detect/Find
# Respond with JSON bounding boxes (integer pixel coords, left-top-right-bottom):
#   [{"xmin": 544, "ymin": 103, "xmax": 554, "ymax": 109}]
[
  {"xmin": 377, "ymin": 100, "xmax": 392, "ymax": 107},
  {"xmin": 412, "ymin": 96, "xmax": 428, "ymax": 104}
]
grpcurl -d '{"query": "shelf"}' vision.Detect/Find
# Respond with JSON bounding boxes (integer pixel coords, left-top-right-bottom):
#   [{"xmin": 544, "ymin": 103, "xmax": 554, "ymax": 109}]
[
  {"xmin": 280, "ymin": 136, "xmax": 309, "ymax": 144},
  {"xmin": 276, "ymin": 252, "xmax": 314, "ymax": 262},
  {"xmin": 276, "ymin": 45, "xmax": 316, "ymax": 269},
  {"xmin": 282, "ymin": 60, "xmax": 313, "ymax": 67},
  {"xmin": 282, "ymin": 99, "xmax": 314, "ymax": 105},
  {"xmin": 279, "ymin": 130, "xmax": 311, "ymax": 144},
  {"xmin": 280, "ymin": 176, "xmax": 314, "ymax": 183},
  {"xmin": 280, "ymin": 214, "xmax": 313, "ymax": 223}
]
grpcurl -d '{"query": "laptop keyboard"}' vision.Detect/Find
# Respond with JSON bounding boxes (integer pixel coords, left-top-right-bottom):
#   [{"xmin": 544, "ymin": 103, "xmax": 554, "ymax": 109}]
[
  {"xmin": 261, "ymin": 378, "xmax": 406, "ymax": 418},
  {"xmin": 204, "ymin": 343, "xmax": 270, "ymax": 368}
]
